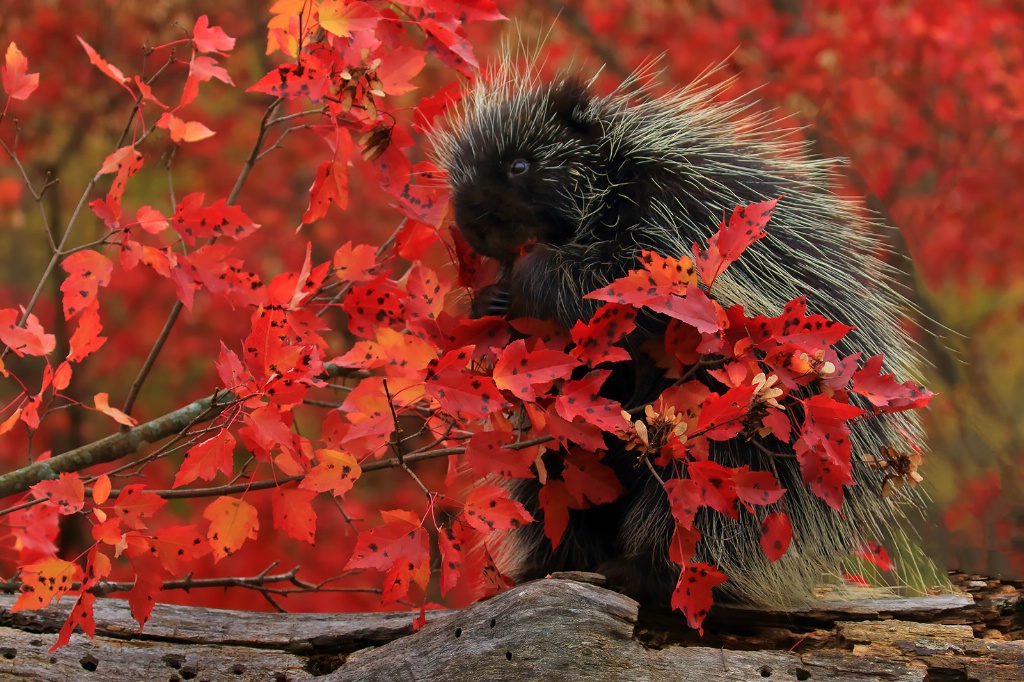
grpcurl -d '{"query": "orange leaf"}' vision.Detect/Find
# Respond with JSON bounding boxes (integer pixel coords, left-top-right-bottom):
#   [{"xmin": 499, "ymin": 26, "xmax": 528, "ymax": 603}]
[
  {"xmin": 51, "ymin": 591, "xmax": 96, "ymax": 651},
  {"xmin": 2, "ymin": 42, "xmax": 40, "ymax": 100},
  {"xmin": 319, "ymin": 0, "xmax": 381, "ymax": 38},
  {"xmin": 11, "ymin": 557, "xmax": 82, "ymax": 612},
  {"xmin": 157, "ymin": 112, "xmax": 215, "ymax": 143},
  {"xmin": 173, "ymin": 430, "xmax": 236, "ymax": 488},
  {"xmin": 60, "ymin": 250, "xmax": 113, "ymax": 320},
  {"xmin": 271, "ymin": 488, "xmax": 317, "ymax": 544},
  {"xmin": 68, "ymin": 301, "xmax": 106, "ymax": 362},
  {"xmin": 463, "ymin": 485, "xmax": 534, "ymax": 533},
  {"xmin": 112, "ymin": 484, "xmax": 166, "ymax": 529},
  {"xmin": 76, "ymin": 36, "xmax": 127, "ymax": 84},
  {"xmin": 94, "ymin": 392, "xmax": 137, "ymax": 427},
  {"xmin": 193, "ymin": 15, "xmax": 236, "ymax": 53},
  {"xmin": 299, "ymin": 448, "xmax": 362, "ymax": 497},
  {"xmin": 0, "ymin": 308, "xmax": 55, "ymax": 356},
  {"xmin": 32, "ymin": 472, "xmax": 86, "ymax": 515},
  {"xmin": 92, "ymin": 474, "xmax": 111, "ymax": 505},
  {"xmin": 204, "ymin": 496, "xmax": 259, "ymax": 560}
]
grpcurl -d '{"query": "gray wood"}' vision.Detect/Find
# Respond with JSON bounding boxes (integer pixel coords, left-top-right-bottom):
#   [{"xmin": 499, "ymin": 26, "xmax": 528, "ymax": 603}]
[{"xmin": 1, "ymin": 575, "xmax": 1021, "ymax": 682}]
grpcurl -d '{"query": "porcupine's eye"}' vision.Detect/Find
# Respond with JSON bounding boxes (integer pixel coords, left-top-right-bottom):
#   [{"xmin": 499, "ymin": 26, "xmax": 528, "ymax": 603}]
[{"xmin": 508, "ymin": 158, "xmax": 530, "ymax": 177}]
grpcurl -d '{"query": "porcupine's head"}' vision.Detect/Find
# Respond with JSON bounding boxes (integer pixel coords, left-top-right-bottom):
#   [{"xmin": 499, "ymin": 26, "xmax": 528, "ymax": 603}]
[{"xmin": 430, "ymin": 67, "xmax": 607, "ymax": 264}]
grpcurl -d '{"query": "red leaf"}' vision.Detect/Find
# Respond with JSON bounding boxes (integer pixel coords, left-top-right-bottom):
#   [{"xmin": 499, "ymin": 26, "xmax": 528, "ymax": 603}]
[
  {"xmin": 376, "ymin": 46, "xmax": 426, "ymax": 96},
  {"xmin": 319, "ymin": 0, "xmax": 381, "ymax": 38},
  {"xmin": 748, "ymin": 297, "xmax": 854, "ymax": 352},
  {"xmin": 341, "ymin": 276, "xmax": 406, "ymax": 338},
  {"xmin": 554, "ymin": 370, "xmax": 626, "ymax": 433},
  {"xmin": 794, "ymin": 394, "xmax": 864, "ymax": 510},
  {"xmin": 0, "ymin": 308, "xmax": 55, "ymax": 356},
  {"xmin": 732, "ymin": 467, "xmax": 787, "ymax": 511},
  {"xmin": 272, "ymin": 487, "xmax": 317, "ymax": 544},
  {"xmin": 193, "ymin": 15, "xmax": 236, "ymax": 53},
  {"xmin": 303, "ymin": 131, "xmax": 353, "ymax": 223},
  {"xmin": 668, "ymin": 523, "xmax": 703, "ymax": 565},
  {"xmin": 463, "ymin": 485, "xmax": 534, "ymax": 533},
  {"xmin": 113, "ymin": 485, "xmax": 166, "ymax": 530},
  {"xmin": 2, "ymin": 42, "xmax": 39, "ymax": 100},
  {"xmin": 425, "ymin": 346, "xmax": 505, "ymax": 420},
  {"xmin": 173, "ymin": 431, "xmax": 236, "ymax": 488},
  {"xmin": 438, "ymin": 525, "xmax": 463, "ymax": 597},
  {"xmin": 149, "ymin": 525, "xmax": 209, "ymax": 574},
  {"xmin": 665, "ymin": 478, "xmax": 702, "ymax": 530},
  {"xmin": 851, "ymin": 354, "xmax": 933, "ymax": 413},
  {"xmin": 855, "ymin": 540, "xmax": 895, "ymax": 571},
  {"xmin": 171, "ymin": 193, "xmax": 259, "ymax": 245},
  {"xmin": 538, "ymin": 479, "xmax": 579, "ymax": 549},
  {"xmin": 493, "ymin": 339, "xmax": 579, "ymax": 401},
  {"xmin": 692, "ymin": 199, "xmax": 777, "ymax": 289},
  {"xmin": 570, "ymin": 303, "xmax": 637, "ymax": 367},
  {"xmin": 59, "ymin": 250, "xmax": 112, "ymax": 320},
  {"xmin": 465, "ymin": 431, "xmax": 537, "ymax": 479},
  {"xmin": 671, "ymin": 563, "xmax": 729, "ymax": 633},
  {"xmin": 204, "ymin": 496, "xmax": 259, "ymax": 561},
  {"xmin": 687, "ymin": 460, "xmax": 739, "ymax": 519},
  {"xmin": 656, "ymin": 284, "xmax": 725, "ymax": 336},
  {"xmin": 345, "ymin": 509, "xmax": 428, "ymax": 575},
  {"xmin": 563, "ymin": 449, "xmax": 623, "ymax": 505},
  {"xmin": 760, "ymin": 512, "xmax": 792, "ymax": 562},
  {"xmin": 32, "ymin": 472, "xmax": 86, "ymax": 515},
  {"xmin": 695, "ymin": 385, "xmax": 756, "ymax": 441},
  {"xmin": 51, "ymin": 591, "xmax": 96, "ymax": 651}
]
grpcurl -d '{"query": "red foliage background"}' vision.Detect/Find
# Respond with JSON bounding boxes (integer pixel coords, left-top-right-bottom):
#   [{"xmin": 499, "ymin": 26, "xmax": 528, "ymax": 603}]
[{"xmin": 1, "ymin": 0, "xmax": 1021, "ymax": 647}]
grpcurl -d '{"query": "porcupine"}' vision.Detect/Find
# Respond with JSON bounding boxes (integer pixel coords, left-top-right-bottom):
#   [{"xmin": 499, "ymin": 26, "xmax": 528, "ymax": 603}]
[{"xmin": 429, "ymin": 57, "xmax": 932, "ymax": 608}]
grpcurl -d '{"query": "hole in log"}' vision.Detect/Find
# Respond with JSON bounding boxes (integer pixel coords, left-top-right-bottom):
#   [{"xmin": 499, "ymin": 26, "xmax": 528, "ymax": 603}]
[
  {"xmin": 455, "ymin": 627, "xmax": 462, "ymax": 638},
  {"xmin": 180, "ymin": 666, "xmax": 198, "ymax": 680},
  {"xmin": 489, "ymin": 618, "xmax": 497, "ymax": 628},
  {"xmin": 231, "ymin": 663, "xmax": 245, "ymax": 675},
  {"xmin": 795, "ymin": 669, "xmax": 810, "ymax": 680},
  {"xmin": 1, "ymin": 648, "xmax": 15, "ymax": 660},
  {"xmin": 505, "ymin": 651, "xmax": 513, "ymax": 661},
  {"xmin": 163, "ymin": 654, "xmax": 185, "ymax": 670},
  {"xmin": 79, "ymin": 655, "xmax": 99, "ymax": 672},
  {"xmin": 759, "ymin": 666, "xmax": 771, "ymax": 677}
]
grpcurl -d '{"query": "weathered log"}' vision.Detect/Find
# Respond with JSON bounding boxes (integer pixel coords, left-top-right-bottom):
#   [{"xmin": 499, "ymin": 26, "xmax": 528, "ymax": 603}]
[{"xmin": 1, "ymin": 572, "xmax": 1020, "ymax": 681}]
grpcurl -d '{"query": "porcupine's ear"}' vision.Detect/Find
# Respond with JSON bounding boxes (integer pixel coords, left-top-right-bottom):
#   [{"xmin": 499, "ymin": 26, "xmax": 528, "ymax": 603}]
[{"xmin": 548, "ymin": 78, "xmax": 599, "ymax": 138}]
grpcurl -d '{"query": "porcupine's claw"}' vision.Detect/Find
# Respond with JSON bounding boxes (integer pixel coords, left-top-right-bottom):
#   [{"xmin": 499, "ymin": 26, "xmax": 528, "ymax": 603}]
[{"xmin": 470, "ymin": 284, "xmax": 511, "ymax": 318}]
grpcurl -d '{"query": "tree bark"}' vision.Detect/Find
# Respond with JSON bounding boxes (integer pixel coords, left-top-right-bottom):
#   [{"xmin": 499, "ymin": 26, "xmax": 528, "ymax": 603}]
[{"xmin": 1, "ymin": 572, "xmax": 1020, "ymax": 681}]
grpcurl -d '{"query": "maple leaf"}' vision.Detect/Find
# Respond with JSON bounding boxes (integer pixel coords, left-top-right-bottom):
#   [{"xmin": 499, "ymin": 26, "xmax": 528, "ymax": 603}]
[
  {"xmin": 463, "ymin": 485, "xmax": 534, "ymax": 533},
  {"xmin": 158, "ymin": 112, "xmax": 215, "ymax": 143},
  {"xmin": 193, "ymin": 15, "xmax": 236, "ymax": 53},
  {"xmin": 425, "ymin": 346, "xmax": 505, "ymax": 419},
  {"xmin": 554, "ymin": 370, "xmax": 626, "ymax": 433},
  {"xmin": 538, "ymin": 479, "xmax": 581, "ymax": 549},
  {"xmin": 376, "ymin": 46, "xmax": 426, "ymax": 96},
  {"xmin": 665, "ymin": 478, "xmax": 702, "ymax": 530},
  {"xmin": 668, "ymin": 523, "xmax": 703, "ymax": 565},
  {"xmin": 319, "ymin": 0, "xmax": 382, "ymax": 38},
  {"xmin": 248, "ymin": 60, "xmax": 330, "ymax": 101},
  {"xmin": 59, "ymin": 250, "xmax": 112, "ymax": 320},
  {"xmin": 173, "ymin": 430, "xmax": 236, "ymax": 488},
  {"xmin": 76, "ymin": 36, "xmax": 127, "ymax": 85},
  {"xmin": 687, "ymin": 460, "xmax": 740, "ymax": 519},
  {"xmin": 67, "ymin": 301, "xmax": 106, "ymax": 363},
  {"xmin": 438, "ymin": 525, "xmax": 463, "ymax": 597},
  {"xmin": 759, "ymin": 512, "xmax": 792, "ymax": 562},
  {"xmin": 204, "ymin": 496, "xmax": 260, "ymax": 560},
  {"xmin": 493, "ymin": 339, "xmax": 579, "ymax": 401},
  {"xmin": 586, "ymin": 250, "xmax": 695, "ymax": 309},
  {"xmin": 2, "ymin": 42, "xmax": 39, "ymax": 100},
  {"xmin": 341, "ymin": 275, "xmax": 406, "ymax": 338},
  {"xmin": 94, "ymin": 392, "xmax": 137, "ymax": 427},
  {"xmin": 303, "ymin": 156, "xmax": 351, "ymax": 224},
  {"xmin": 671, "ymin": 563, "xmax": 729, "ymax": 634},
  {"xmin": 562, "ymin": 449, "xmax": 623, "ymax": 505},
  {"xmin": 133, "ymin": 206, "xmax": 169, "ymax": 234},
  {"xmin": 0, "ymin": 308, "xmax": 55, "ymax": 356},
  {"xmin": 465, "ymin": 431, "xmax": 537, "ymax": 479},
  {"xmin": 52, "ymin": 591, "xmax": 96, "ymax": 651},
  {"xmin": 332, "ymin": 240, "xmax": 379, "ymax": 283},
  {"xmin": 732, "ymin": 467, "xmax": 787, "ymax": 511},
  {"xmin": 171, "ymin": 193, "xmax": 260, "ymax": 244},
  {"xmin": 695, "ymin": 384, "xmax": 756, "ymax": 441},
  {"xmin": 32, "ymin": 472, "xmax": 85, "ymax": 515},
  {"xmin": 300, "ymin": 448, "xmax": 362, "ymax": 497},
  {"xmin": 570, "ymin": 303, "xmax": 636, "ymax": 367},
  {"xmin": 851, "ymin": 354, "xmax": 933, "ymax": 412},
  {"xmin": 7, "ymin": 503, "xmax": 59, "ymax": 563},
  {"xmin": 92, "ymin": 474, "xmax": 111, "ymax": 505},
  {"xmin": 113, "ymin": 484, "xmax": 166, "ymax": 529},
  {"xmin": 345, "ymin": 510, "xmax": 430, "ymax": 604},
  {"xmin": 794, "ymin": 394, "xmax": 864, "ymax": 510},
  {"xmin": 149, "ymin": 526, "xmax": 209, "ymax": 574},
  {"xmin": 272, "ymin": 487, "xmax": 317, "ymax": 544},
  {"xmin": 692, "ymin": 199, "xmax": 777, "ymax": 289},
  {"xmin": 855, "ymin": 540, "xmax": 895, "ymax": 571},
  {"xmin": 11, "ymin": 557, "xmax": 82, "ymax": 612}
]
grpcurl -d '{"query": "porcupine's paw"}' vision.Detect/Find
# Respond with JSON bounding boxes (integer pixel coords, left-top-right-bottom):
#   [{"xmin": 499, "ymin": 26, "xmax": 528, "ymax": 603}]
[{"xmin": 471, "ymin": 284, "xmax": 511, "ymax": 318}]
